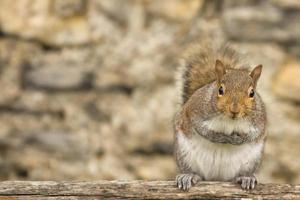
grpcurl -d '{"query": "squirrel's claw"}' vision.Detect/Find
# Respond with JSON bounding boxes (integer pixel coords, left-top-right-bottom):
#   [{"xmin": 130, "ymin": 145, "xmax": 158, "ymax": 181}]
[
  {"xmin": 175, "ymin": 174, "xmax": 201, "ymax": 191},
  {"xmin": 235, "ymin": 175, "xmax": 257, "ymax": 190}
]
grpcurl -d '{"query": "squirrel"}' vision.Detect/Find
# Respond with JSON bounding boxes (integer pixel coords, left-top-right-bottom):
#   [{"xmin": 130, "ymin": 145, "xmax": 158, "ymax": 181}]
[{"xmin": 174, "ymin": 40, "xmax": 267, "ymax": 191}]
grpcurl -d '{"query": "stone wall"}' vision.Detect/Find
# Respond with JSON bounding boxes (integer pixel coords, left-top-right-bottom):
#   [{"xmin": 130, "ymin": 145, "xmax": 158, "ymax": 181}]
[{"xmin": 0, "ymin": 0, "xmax": 299, "ymax": 183}]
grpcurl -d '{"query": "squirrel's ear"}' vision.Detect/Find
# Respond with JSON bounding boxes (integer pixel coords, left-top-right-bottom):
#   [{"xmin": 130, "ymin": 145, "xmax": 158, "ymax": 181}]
[
  {"xmin": 250, "ymin": 65, "xmax": 262, "ymax": 88},
  {"xmin": 215, "ymin": 59, "xmax": 226, "ymax": 83}
]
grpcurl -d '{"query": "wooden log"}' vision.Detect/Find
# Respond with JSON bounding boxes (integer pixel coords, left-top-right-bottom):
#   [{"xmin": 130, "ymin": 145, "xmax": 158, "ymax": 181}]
[{"xmin": 0, "ymin": 181, "xmax": 299, "ymax": 199}]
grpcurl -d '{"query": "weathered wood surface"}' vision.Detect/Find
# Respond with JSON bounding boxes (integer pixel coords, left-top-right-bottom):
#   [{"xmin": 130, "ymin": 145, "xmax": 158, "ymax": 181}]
[{"xmin": 0, "ymin": 181, "xmax": 299, "ymax": 200}]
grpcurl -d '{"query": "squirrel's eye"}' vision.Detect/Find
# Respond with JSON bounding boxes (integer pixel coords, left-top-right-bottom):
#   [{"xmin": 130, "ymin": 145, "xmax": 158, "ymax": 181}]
[
  {"xmin": 218, "ymin": 86, "xmax": 224, "ymax": 96},
  {"xmin": 249, "ymin": 89, "xmax": 255, "ymax": 98}
]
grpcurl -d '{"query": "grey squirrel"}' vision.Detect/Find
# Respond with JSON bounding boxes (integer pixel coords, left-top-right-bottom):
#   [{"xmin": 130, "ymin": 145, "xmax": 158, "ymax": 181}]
[{"xmin": 174, "ymin": 41, "xmax": 267, "ymax": 190}]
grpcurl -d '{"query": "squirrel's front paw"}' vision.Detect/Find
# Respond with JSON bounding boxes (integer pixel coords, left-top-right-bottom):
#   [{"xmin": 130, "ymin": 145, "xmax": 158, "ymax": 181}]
[
  {"xmin": 234, "ymin": 175, "xmax": 257, "ymax": 190},
  {"xmin": 175, "ymin": 174, "xmax": 201, "ymax": 191}
]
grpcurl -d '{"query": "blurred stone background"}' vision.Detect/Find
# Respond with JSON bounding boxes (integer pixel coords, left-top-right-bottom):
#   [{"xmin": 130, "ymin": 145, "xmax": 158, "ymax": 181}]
[{"xmin": 0, "ymin": 0, "xmax": 299, "ymax": 183}]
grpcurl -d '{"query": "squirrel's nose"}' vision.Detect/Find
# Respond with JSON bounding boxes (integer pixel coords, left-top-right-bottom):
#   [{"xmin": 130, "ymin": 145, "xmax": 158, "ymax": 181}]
[{"xmin": 229, "ymin": 103, "xmax": 240, "ymax": 115}]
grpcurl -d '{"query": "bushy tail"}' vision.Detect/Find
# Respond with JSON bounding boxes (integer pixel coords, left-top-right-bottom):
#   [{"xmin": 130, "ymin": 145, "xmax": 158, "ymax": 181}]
[{"xmin": 177, "ymin": 40, "xmax": 249, "ymax": 105}]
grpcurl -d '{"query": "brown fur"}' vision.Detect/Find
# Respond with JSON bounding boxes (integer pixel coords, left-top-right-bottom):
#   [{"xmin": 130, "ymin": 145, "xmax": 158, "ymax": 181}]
[
  {"xmin": 177, "ymin": 41, "xmax": 266, "ymax": 140},
  {"xmin": 174, "ymin": 41, "xmax": 267, "ymax": 191},
  {"xmin": 216, "ymin": 69, "xmax": 256, "ymax": 118},
  {"xmin": 180, "ymin": 41, "xmax": 250, "ymax": 104}
]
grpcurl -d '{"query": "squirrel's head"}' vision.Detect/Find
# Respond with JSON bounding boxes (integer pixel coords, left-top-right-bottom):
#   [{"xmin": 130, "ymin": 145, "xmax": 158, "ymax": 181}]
[{"xmin": 214, "ymin": 59, "xmax": 262, "ymax": 119}]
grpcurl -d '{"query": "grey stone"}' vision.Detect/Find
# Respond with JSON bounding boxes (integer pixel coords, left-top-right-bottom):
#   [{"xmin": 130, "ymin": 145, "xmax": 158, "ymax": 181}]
[
  {"xmin": 24, "ymin": 66, "xmax": 93, "ymax": 91},
  {"xmin": 23, "ymin": 49, "xmax": 95, "ymax": 91},
  {"xmin": 272, "ymin": 0, "xmax": 300, "ymax": 10},
  {"xmin": 23, "ymin": 131, "xmax": 89, "ymax": 159},
  {"xmin": 222, "ymin": 6, "xmax": 289, "ymax": 42},
  {"xmin": 289, "ymin": 44, "xmax": 300, "ymax": 58},
  {"xmin": 53, "ymin": 0, "xmax": 87, "ymax": 18}
]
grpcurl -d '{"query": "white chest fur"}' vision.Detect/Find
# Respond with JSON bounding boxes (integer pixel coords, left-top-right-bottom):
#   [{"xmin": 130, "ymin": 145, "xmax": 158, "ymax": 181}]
[
  {"xmin": 177, "ymin": 132, "xmax": 263, "ymax": 181},
  {"xmin": 202, "ymin": 115, "xmax": 258, "ymax": 136}
]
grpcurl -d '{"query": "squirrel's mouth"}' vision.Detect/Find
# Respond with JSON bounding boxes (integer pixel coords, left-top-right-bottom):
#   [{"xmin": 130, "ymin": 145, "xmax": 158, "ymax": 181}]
[
  {"xmin": 231, "ymin": 113, "xmax": 238, "ymax": 119},
  {"xmin": 228, "ymin": 112, "xmax": 245, "ymax": 119}
]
